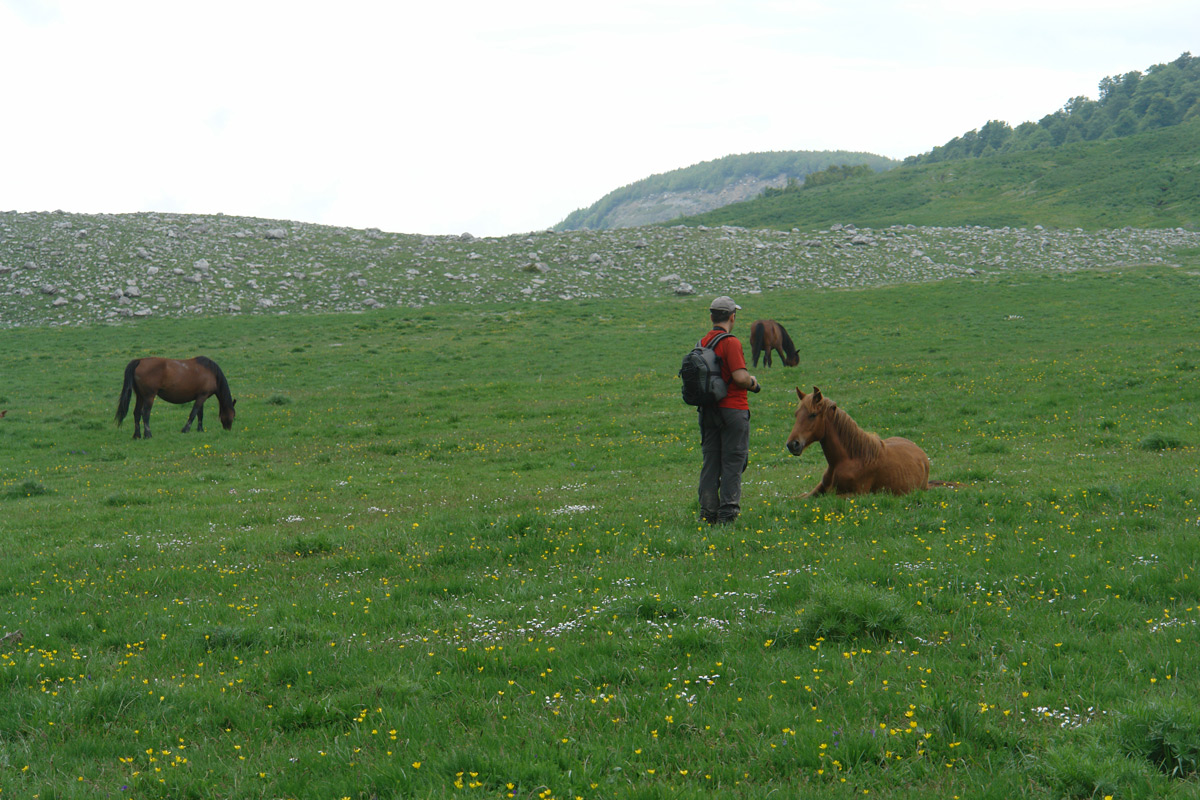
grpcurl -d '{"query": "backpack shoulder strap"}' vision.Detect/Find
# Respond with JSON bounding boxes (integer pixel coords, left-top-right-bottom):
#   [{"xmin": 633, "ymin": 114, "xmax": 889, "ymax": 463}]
[{"xmin": 705, "ymin": 332, "xmax": 732, "ymax": 350}]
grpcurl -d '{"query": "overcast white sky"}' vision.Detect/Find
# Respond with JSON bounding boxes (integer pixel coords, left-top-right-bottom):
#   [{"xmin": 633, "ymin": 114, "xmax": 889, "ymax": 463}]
[{"xmin": 1, "ymin": 1, "xmax": 1196, "ymax": 237}]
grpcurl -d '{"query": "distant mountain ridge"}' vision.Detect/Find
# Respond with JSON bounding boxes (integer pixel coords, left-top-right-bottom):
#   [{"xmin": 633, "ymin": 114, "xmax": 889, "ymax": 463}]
[
  {"xmin": 564, "ymin": 54, "xmax": 1199, "ymax": 235},
  {"xmin": 554, "ymin": 150, "xmax": 898, "ymax": 231}
]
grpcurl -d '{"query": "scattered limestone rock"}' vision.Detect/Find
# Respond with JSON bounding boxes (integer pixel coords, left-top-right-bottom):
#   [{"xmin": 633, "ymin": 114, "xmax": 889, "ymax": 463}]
[{"xmin": 2, "ymin": 210, "xmax": 1197, "ymax": 328}]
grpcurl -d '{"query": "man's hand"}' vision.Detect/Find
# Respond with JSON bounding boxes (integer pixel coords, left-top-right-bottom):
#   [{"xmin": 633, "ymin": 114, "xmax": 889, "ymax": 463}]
[{"xmin": 731, "ymin": 368, "xmax": 759, "ymax": 392}]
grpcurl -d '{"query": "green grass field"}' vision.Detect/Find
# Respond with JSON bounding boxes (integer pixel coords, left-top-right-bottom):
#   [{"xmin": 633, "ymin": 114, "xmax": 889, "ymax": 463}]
[{"xmin": 1, "ymin": 265, "xmax": 1198, "ymax": 798}]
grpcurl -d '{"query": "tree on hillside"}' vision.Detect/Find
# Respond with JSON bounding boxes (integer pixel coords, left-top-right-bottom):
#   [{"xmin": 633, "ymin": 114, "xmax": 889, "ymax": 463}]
[
  {"xmin": 760, "ymin": 164, "xmax": 874, "ymax": 198},
  {"xmin": 1143, "ymin": 94, "xmax": 1178, "ymax": 130},
  {"xmin": 978, "ymin": 119, "xmax": 1012, "ymax": 152},
  {"xmin": 1111, "ymin": 108, "xmax": 1138, "ymax": 138}
]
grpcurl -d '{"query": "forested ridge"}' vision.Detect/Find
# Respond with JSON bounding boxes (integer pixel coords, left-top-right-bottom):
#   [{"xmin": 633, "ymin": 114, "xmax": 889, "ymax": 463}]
[
  {"xmin": 907, "ymin": 52, "xmax": 1200, "ymax": 165},
  {"xmin": 677, "ymin": 117, "xmax": 1200, "ymax": 232}
]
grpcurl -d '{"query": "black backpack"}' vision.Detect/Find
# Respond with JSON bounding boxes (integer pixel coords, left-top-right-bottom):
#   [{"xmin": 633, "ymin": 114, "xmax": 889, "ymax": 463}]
[{"xmin": 679, "ymin": 332, "xmax": 731, "ymax": 406}]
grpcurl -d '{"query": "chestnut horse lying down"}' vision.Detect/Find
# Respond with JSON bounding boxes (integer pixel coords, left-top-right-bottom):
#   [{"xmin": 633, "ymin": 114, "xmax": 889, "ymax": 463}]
[{"xmin": 786, "ymin": 386, "xmax": 951, "ymax": 496}]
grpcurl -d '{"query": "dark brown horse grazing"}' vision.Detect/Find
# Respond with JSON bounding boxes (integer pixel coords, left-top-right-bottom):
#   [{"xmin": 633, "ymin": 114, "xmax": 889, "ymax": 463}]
[
  {"xmin": 785, "ymin": 387, "xmax": 932, "ymax": 496},
  {"xmin": 115, "ymin": 357, "xmax": 236, "ymax": 439},
  {"xmin": 750, "ymin": 319, "xmax": 799, "ymax": 368}
]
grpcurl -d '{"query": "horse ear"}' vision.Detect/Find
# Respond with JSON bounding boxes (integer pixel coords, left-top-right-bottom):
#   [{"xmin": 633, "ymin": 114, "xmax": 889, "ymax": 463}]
[
  {"xmin": 795, "ymin": 387, "xmax": 804, "ymax": 400},
  {"xmin": 812, "ymin": 386, "xmax": 822, "ymax": 403}
]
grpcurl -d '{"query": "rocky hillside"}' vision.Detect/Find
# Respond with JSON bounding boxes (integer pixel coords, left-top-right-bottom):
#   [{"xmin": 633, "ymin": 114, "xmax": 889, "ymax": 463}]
[
  {"xmin": 585, "ymin": 175, "xmax": 792, "ymax": 230},
  {"xmin": 555, "ymin": 151, "xmax": 898, "ymax": 231},
  {"xmin": 2, "ymin": 210, "xmax": 1196, "ymax": 329}
]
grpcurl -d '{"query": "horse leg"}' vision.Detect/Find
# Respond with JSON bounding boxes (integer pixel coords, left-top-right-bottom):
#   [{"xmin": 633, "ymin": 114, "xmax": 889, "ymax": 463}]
[
  {"xmin": 183, "ymin": 398, "xmax": 204, "ymax": 433},
  {"xmin": 805, "ymin": 467, "xmax": 834, "ymax": 497},
  {"xmin": 184, "ymin": 398, "xmax": 206, "ymax": 433},
  {"xmin": 132, "ymin": 395, "xmax": 145, "ymax": 439},
  {"xmin": 142, "ymin": 396, "xmax": 155, "ymax": 439}
]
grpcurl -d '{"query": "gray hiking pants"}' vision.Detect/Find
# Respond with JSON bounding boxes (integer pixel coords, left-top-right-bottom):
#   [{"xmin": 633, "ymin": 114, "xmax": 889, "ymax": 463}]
[{"xmin": 698, "ymin": 406, "xmax": 750, "ymax": 523}]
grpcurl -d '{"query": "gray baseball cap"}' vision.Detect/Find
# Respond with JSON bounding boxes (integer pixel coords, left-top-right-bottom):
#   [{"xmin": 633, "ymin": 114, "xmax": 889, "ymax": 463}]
[{"xmin": 709, "ymin": 296, "xmax": 742, "ymax": 312}]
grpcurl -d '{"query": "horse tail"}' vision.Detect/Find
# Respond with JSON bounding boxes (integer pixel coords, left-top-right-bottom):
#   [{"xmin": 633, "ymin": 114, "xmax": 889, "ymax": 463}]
[
  {"xmin": 196, "ymin": 356, "xmax": 234, "ymax": 406},
  {"xmin": 750, "ymin": 321, "xmax": 765, "ymax": 367},
  {"xmin": 115, "ymin": 359, "xmax": 139, "ymax": 426},
  {"xmin": 777, "ymin": 322, "xmax": 799, "ymax": 363}
]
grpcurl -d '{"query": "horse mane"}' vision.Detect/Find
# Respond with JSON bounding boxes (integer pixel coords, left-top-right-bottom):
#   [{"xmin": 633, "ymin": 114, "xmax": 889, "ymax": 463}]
[
  {"xmin": 829, "ymin": 406, "xmax": 884, "ymax": 462},
  {"xmin": 195, "ymin": 356, "xmax": 234, "ymax": 407},
  {"xmin": 776, "ymin": 323, "xmax": 798, "ymax": 360}
]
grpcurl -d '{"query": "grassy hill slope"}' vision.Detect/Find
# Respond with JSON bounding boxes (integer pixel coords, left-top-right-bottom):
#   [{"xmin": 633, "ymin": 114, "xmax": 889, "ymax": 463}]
[{"xmin": 678, "ymin": 118, "xmax": 1200, "ymax": 231}]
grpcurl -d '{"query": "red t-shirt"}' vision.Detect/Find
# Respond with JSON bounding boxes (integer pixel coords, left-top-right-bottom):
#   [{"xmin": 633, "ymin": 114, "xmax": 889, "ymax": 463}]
[{"xmin": 700, "ymin": 328, "xmax": 749, "ymax": 410}]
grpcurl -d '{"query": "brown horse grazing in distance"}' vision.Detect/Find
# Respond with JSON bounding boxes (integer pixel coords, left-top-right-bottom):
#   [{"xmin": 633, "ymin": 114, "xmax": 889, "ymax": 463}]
[
  {"xmin": 750, "ymin": 319, "xmax": 799, "ymax": 368},
  {"xmin": 786, "ymin": 387, "xmax": 932, "ymax": 496},
  {"xmin": 115, "ymin": 357, "xmax": 236, "ymax": 439}
]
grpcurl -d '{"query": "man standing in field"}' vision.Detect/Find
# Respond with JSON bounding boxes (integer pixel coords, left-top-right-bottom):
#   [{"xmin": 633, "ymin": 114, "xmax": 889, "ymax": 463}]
[{"xmin": 697, "ymin": 295, "xmax": 760, "ymax": 525}]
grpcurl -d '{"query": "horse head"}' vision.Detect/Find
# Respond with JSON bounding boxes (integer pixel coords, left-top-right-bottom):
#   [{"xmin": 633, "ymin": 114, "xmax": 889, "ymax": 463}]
[
  {"xmin": 774, "ymin": 322, "xmax": 800, "ymax": 367},
  {"xmin": 786, "ymin": 386, "xmax": 832, "ymax": 456},
  {"xmin": 220, "ymin": 398, "xmax": 237, "ymax": 430}
]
